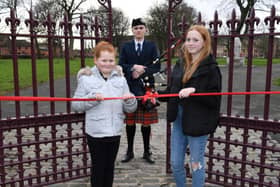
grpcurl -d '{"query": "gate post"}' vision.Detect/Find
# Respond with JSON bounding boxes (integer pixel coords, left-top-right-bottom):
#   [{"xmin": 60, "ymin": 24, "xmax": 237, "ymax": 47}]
[
  {"xmin": 5, "ymin": 9, "xmax": 21, "ymax": 118},
  {"xmin": 166, "ymin": 0, "xmax": 183, "ymax": 173},
  {"xmin": 263, "ymin": 6, "xmax": 280, "ymax": 120},
  {"xmin": 0, "ymin": 126, "xmax": 4, "ymax": 185}
]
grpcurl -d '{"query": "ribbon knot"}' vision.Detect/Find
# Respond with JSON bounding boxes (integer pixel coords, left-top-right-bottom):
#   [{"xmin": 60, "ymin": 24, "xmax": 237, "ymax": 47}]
[{"xmin": 142, "ymin": 90, "xmax": 158, "ymax": 105}]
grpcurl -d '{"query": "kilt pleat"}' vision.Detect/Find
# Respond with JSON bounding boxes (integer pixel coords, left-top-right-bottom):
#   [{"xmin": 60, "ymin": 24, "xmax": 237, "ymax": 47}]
[{"xmin": 125, "ymin": 105, "xmax": 158, "ymax": 125}]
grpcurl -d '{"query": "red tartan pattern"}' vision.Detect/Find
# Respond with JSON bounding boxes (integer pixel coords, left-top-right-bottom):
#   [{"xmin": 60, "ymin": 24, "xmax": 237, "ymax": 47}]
[{"xmin": 125, "ymin": 105, "xmax": 158, "ymax": 125}]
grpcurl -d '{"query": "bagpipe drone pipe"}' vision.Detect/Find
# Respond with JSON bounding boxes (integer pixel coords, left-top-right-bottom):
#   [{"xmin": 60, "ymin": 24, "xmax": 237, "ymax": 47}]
[{"xmin": 139, "ymin": 38, "xmax": 184, "ymax": 111}]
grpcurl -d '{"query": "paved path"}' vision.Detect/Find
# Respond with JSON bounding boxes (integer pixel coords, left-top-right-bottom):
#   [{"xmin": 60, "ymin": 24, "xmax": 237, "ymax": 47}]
[{"xmin": 49, "ymin": 117, "xmax": 221, "ymax": 187}]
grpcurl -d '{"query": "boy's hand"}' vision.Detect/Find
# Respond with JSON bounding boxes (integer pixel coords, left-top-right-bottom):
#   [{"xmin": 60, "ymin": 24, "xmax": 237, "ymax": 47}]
[
  {"xmin": 94, "ymin": 93, "xmax": 104, "ymax": 100},
  {"xmin": 123, "ymin": 93, "xmax": 135, "ymax": 101}
]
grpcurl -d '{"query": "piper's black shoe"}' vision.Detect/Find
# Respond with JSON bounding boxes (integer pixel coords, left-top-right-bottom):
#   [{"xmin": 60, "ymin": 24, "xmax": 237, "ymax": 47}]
[
  {"xmin": 121, "ymin": 152, "xmax": 134, "ymax": 163},
  {"xmin": 143, "ymin": 152, "xmax": 155, "ymax": 164}
]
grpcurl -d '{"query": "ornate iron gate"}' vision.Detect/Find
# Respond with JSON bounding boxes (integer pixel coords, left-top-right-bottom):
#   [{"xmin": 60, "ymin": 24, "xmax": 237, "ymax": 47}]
[
  {"xmin": 166, "ymin": 1, "xmax": 280, "ymax": 186},
  {"xmin": 0, "ymin": 0, "xmax": 112, "ymax": 186}
]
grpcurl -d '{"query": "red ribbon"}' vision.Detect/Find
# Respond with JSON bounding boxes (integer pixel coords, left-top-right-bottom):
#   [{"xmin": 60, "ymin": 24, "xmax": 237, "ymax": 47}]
[
  {"xmin": 142, "ymin": 90, "xmax": 158, "ymax": 105},
  {"xmin": 0, "ymin": 91, "xmax": 279, "ymax": 102}
]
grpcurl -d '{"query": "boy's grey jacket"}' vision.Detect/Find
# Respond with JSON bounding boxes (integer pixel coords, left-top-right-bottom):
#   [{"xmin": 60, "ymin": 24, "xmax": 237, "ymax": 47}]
[{"xmin": 72, "ymin": 66, "xmax": 137, "ymax": 138}]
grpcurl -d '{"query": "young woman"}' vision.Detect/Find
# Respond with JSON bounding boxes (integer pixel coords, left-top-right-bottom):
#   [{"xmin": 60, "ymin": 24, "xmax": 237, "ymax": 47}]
[
  {"xmin": 72, "ymin": 41, "xmax": 137, "ymax": 187},
  {"xmin": 159, "ymin": 25, "xmax": 222, "ymax": 187}
]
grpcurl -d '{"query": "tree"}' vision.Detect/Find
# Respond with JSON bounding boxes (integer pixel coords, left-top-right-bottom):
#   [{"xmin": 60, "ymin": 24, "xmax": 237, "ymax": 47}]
[
  {"xmin": 85, "ymin": 6, "xmax": 129, "ymax": 49},
  {"xmin": 0, "ymin": 0, "xmax": 20, "ymax": 15},
  {"xmin": 111, "ymin": 8, "xmax": 129, "ymax": 49},
  {"xmin": 33, "ymin": 0, "xmax": 63, "ymax": 57},
  {"xmin": 56, "ymin": 0, "xmax": 87, "ymax": 58},
  {"xmin": 218, "ymin": 0, "xmax": 278, "ymax": 33},
  {"xmin": 146, "ymin": 1, "xmax": 196, "ymax": 53}
]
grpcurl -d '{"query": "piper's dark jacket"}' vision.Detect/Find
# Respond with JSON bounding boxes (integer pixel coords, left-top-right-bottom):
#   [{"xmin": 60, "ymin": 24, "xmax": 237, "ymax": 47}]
[
  {"xmin": 158, "ymin": 54, "xmax": 222, "ymax": 136},
  {"xmin": 119, "ymin": 40, "xmax": 160, "ymax": 96}
]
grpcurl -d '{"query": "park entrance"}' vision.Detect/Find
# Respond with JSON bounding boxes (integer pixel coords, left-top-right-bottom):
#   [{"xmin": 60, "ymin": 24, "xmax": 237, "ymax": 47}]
[{"xmin": 0, "ymin": 0, "xmax": 279, "ymax": 186}]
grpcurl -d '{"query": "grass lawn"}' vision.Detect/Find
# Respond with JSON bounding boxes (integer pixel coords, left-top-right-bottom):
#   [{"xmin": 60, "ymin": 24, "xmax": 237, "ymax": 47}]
[
  {"xmin": 0, "ymin": 57, "xmax": 279, "ymax": 94},
  {"xmin": 216, "ymin": 57, "xmax": 280, "ymax": 66},
  {"xmin": 0, "ymin": 58, "xmax": 93, "ymax": 95},
  {"xmin": 217, "ymin": 57, "xmax": 280, "ymax": 86},
  {"xmin": 274, "ymin": 78, "xmax": 280, "ymax": 86}
]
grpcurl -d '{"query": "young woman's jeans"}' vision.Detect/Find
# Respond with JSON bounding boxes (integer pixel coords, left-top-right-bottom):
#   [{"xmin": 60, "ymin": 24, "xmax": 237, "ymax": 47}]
[{"xmin": 171, "ymin": 106, "xmax": 208, "ymax": 187}]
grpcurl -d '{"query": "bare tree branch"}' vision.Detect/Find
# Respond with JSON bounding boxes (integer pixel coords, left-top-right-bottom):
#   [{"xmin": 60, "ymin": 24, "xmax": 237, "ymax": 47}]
[{"xmin": 218, "ymin": 0, "xmax": 277, "ymax": 34}]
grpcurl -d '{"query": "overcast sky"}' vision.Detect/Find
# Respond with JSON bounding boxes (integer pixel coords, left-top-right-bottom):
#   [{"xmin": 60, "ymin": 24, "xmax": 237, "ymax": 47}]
[
  {"xmin": 3, "ymin": 0, "xmax": 279, "ymax": 23},
  {"xmin": 110, "ymin": 0, "xmax": 221, "ymax": 22},
  {"xmin": 1, "ymin": 0, "xmax": 222, "ymax": 34},
  {"xmin": 1, "ymin": 0, "xmax": 279, "ymax": 33},
  {"xmin": 110, "ymin": 0, "xmax": 280, "ymax": 22}
]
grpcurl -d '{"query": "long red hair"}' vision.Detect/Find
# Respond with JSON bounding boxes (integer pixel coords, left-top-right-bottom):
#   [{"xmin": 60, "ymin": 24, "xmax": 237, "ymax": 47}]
[{"xmin": 182, "ymin": 25, "xmax": 212, "ymax": 83}]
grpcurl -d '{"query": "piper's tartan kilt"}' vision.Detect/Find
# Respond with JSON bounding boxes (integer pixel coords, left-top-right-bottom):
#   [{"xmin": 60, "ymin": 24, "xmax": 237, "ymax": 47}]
[{"xmin": 125, "ymin": 105, "xmax": 158, "ymax": 126}]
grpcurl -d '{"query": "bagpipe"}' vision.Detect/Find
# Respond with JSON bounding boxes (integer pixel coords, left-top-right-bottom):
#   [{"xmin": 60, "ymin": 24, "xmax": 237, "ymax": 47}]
[
  {"xmin": 139, "ymin": 74, "xmax": 162, "ymax": 111},
  {"xmin": 139, "ymin": 38, "xmax": 184, "ymax": 111}
]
